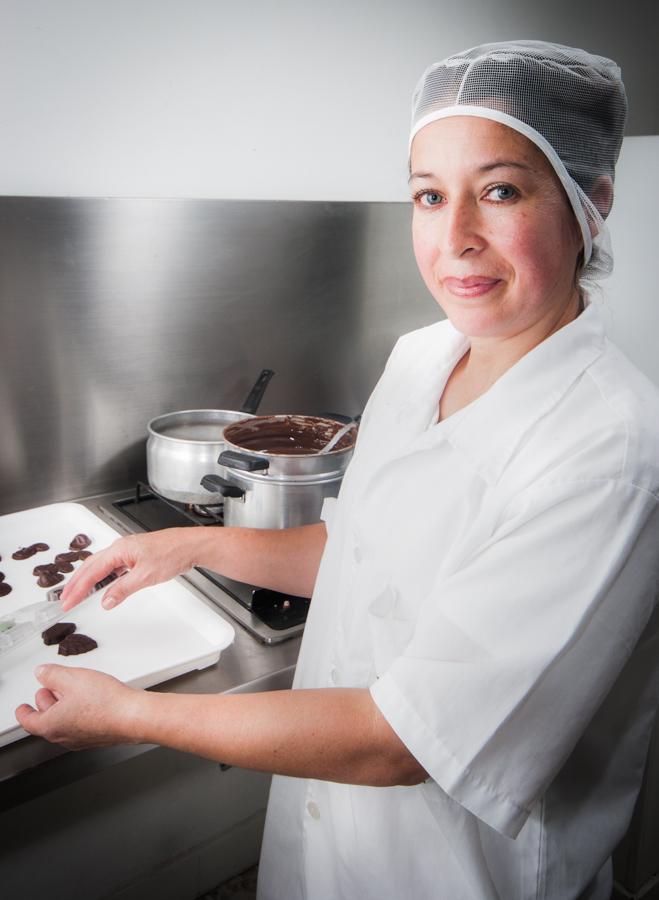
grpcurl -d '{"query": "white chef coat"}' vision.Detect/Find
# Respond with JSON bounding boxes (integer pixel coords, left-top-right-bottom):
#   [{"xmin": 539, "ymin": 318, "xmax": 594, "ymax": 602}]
[{"xmin": 257, "ymin": 301, "xmax": 659, "ymax": 900}]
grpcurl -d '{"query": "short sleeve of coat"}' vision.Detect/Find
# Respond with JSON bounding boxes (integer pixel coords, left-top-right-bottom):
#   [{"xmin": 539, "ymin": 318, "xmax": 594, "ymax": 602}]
[
  {"xmin": 370, "ymin": 477, "xmax": 659, "ymax": 837},
  {"xmin": 320, "ymin": 496, "xmax": 338, "ymax": 536}
]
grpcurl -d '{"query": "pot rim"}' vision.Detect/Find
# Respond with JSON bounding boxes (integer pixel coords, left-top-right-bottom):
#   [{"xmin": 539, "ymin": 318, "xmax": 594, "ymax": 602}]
[
  {"xmin": 147, "ymin": 409, "xmax": 255, "ymax": 445},
  {"xmin": 218, "ymin": 467, "xmax": 348, "ymax": 486}
]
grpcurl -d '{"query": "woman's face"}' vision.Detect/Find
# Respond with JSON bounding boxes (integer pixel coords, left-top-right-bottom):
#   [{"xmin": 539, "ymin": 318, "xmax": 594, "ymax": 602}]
[{"xmin": 410, "ymin": 116, "xmax": 583, "ymax": 342}]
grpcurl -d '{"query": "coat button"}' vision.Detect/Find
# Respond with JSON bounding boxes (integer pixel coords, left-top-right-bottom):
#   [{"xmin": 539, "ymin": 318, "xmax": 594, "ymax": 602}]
[{"xmin": 307, "ymin": 801, "xmax": 321, "ymax": 820}]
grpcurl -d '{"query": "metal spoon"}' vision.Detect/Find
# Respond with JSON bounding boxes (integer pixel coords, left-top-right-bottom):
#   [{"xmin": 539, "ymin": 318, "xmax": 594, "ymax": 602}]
[{"xmin": 318, "ymin": 416, "xmax": 361, "ymax": 454}]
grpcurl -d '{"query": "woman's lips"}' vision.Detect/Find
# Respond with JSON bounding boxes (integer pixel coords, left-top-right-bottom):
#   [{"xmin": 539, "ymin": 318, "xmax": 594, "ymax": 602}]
[{"xmin": 442, "ymin": 276, "xmax": 502, "ymax": 298}]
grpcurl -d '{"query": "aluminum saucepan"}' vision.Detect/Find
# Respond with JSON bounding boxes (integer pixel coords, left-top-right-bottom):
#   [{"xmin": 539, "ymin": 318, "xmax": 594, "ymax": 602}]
[
  {"xmin": 201, "ymin": 414, "xmax": 358, "ymax": 528},
  {"xmin": 146, "ymin": 369, "xmax": 274, "ymax": 505}
]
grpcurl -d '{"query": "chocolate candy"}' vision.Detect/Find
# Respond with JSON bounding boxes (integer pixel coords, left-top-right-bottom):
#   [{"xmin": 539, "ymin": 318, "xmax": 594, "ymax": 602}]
[
  {"xmin": 37, "ymin": 571, "xmax": 64, "ymax": 588},
  {"xmin": 0, "ymin": 582, "xmax": 12, "ymax": 597},
  {"xmin": 13, "ymin": 546, "xmax": 37, "ymax": 560},
  {"xmin": 13, "ymin": 542, "xmax": 50, "ymax": 560},
  {"xmin": 42, "ymin": 622, "xmax": 76, "ymax": 645},
  {"xmin": 58, "ymin": 633, "xmax": 97, "ymax": 656},
  {"xmin": 55, "ymin": 551, "xmax": 80, "ymax": 564},
  {"xmin": 77, "ymin": 550, "xmax": 92, "ymax": 560},
  {"xmin": 33, "ymin": 563, "xmax": 60, "ymax": 576},
  {"xmin": 56, "ymin": 561, "xmax": 74, "ymax": 573},
  {"xmin": 0, "ymin": 571, "xmax": 4, "ymax": 582},
  {"xmin": 69, "ymin": 534, "xmax": 91, "ymax": 551}
]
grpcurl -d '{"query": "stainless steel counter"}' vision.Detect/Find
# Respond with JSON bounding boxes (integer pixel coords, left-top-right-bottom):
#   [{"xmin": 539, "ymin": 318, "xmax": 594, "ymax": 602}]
[{"xmin": 1, "ymin": 620, "xmax": 300, "ymax": 808}]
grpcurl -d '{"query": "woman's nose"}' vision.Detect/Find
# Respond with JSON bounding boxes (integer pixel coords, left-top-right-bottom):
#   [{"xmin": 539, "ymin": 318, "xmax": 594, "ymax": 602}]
[{"xmin": 441, "ymin": 199, "xmax": 485, "ymax": 257}]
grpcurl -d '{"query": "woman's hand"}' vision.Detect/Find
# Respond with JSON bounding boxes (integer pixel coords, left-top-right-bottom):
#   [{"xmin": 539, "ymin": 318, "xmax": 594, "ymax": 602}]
[
  {"xmin": 60, "ymin": 528, "xmax": 199, "ymax": 612},
  {"xmin": 15, "ymin": 665, "xmax": 146, "ymax": 750}
]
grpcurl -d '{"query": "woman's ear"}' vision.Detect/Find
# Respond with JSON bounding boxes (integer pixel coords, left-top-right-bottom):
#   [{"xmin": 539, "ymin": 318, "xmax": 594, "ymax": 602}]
[{"xmin": 588, "ymin": 175, "xmax": 614, "ymax": 222}]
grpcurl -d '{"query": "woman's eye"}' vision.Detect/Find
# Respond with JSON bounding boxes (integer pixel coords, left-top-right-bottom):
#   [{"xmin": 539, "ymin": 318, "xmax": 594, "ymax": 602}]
[
  {"xmin": 487, "ymin": 183, "xmax": 518, "ymax": 201},
  {"xmin": 414, "ymin": 190, "xmax": 443, "ymax": 207}
]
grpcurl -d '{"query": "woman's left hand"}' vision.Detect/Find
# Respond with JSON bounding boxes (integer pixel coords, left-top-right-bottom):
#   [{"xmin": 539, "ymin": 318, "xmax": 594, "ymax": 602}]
[{"xmin": 15, "ymin": 665, "xmax": 145, "ymax": 750}]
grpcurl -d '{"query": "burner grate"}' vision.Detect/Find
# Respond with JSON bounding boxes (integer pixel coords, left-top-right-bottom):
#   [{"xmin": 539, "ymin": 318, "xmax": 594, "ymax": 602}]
[
  {"xmin": 118, "ymin": 482, "xmax": 225, "ymax": 527},
  {"xmin": 110, "ymin": 483, "xmax": 309, "ymax": 634}
]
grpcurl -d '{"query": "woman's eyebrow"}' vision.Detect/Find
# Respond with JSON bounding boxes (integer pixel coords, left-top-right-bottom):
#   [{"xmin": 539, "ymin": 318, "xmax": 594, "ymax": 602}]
[
  {"xmin": 408, "ymin": 171, "xmax": 434, "ymax": 183},
  {"xmin": 478, "ymin": 160, "xmax": 533, "ymax": 173},
  {"xmin": 408, "ymin": 160, "xmax": 532, "ymax": 184}
]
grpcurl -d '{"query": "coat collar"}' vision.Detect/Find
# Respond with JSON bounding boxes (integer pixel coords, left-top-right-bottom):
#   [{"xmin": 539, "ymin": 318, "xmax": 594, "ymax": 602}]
[{"xmin": 404, "ymin": 301, "xmax": 607, "ymax": 484}]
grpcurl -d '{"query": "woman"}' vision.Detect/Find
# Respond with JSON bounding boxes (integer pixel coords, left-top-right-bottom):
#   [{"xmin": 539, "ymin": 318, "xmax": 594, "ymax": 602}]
[{"xmin": 17, "ymin": 41, "xmax": 659, "ymax": 900}]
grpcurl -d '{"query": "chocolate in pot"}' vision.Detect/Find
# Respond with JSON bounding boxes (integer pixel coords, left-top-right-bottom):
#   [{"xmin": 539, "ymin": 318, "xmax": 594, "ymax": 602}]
[{"xmin": 223, "ymin": 415, "xmax": 356, "ymax": 456}]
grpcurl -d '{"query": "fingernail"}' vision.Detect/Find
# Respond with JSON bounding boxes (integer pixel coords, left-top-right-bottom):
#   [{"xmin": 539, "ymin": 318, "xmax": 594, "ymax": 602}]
[
  {"xmin": 103, "ymin": 595, "xmax": 117, "ymax": 609},
  {"xmin": 36, "ymin": 666, "xmax": 46, "ymax": 678}
]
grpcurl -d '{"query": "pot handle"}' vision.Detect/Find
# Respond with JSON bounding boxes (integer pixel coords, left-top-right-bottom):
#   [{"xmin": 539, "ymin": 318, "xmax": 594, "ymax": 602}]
[
  {"xmin": 319, "ymin": 411, "xmax": 352, "ymax": 423},
  {"xmin": 218, "ymin": 450, "xmax": 270, "ymax": 473},
  {"xmin": 201, "ymin": 474, "xmax": 245, "ymax": 498},
  {"xmin": 240, "ymin": 369, "xmax": 275, "ymax": 415},
  {"xmin": 319, "ymin": 411, "xmax": 364, "ymax": 425}
]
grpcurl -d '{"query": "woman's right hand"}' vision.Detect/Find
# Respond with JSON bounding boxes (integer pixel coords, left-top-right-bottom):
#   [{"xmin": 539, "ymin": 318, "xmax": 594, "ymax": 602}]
[{"xmin": 60, "ymin": 528, "xmax": 199, "ymax": 612}]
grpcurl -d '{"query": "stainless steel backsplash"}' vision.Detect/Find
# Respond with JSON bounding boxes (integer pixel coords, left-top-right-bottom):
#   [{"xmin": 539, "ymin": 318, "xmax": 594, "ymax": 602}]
[{"xmin": 0, "ymin": 197, "xmax": 437, "ymax": 513}]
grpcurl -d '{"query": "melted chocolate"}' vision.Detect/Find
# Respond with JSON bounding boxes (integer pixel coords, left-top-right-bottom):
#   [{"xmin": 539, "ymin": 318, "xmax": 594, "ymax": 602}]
[
  {"xmin": 69, "ymin": 533, "xmax": 92, "ymax": 551},
  {"xmin": 224, "ymin": 415, "xmax": 356, "ymax": 456},
  {"xmin": 58, "ymin": 633, "xmax": 97, "ymax": 656},
  {"xmin": 0, "ymin": 582, "xmax": 12, "ymax": 597},
  {"xmin": 42, "ymin": 622, "xmax": 76, "ymax": 645}
]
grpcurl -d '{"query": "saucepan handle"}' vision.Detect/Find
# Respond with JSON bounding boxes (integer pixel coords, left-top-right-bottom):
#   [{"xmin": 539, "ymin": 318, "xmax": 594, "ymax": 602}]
[
  {"xmin": 201, "ymin": 474, "xmax": 245, "ymax": 498},
  {"xmin": 218, "ymin": 450, "xmax": 270, "ymax": 473},
  {"xmin": 240, "ymin": 369, "xmax": 275, "ymax": 415}
]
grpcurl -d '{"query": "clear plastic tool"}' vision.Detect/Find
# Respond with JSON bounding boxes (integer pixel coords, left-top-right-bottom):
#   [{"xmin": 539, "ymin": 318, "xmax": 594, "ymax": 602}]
[{"xmin": 0, "ymin": 571, "xmax": 120, "ymax": 658}]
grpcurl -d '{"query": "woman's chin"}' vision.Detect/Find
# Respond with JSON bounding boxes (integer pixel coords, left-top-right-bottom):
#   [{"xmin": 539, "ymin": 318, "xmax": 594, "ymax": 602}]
[{"xmin": 440, "ymin": 307, "xmax": 511, "ymax": 340}]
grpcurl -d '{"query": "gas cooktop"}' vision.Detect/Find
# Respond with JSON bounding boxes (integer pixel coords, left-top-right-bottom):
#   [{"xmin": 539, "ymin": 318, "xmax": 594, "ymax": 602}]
[{"xmin": 92, "ymin": 484, "xmax": 309, "ymax": 644}]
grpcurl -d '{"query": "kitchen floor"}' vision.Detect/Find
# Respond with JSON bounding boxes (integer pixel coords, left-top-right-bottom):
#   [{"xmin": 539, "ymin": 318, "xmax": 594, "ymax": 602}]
[{"xmin": 198, "ymin": 865, "xmax": 258, "ymax": 900}]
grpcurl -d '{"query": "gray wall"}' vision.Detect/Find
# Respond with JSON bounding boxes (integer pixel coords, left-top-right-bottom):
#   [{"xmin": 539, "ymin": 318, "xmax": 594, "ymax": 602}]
[
  {"xmin": 1, "ymin": 0, "xmax": 657, "ymax": 201},
  {"xmin": 0, "ymin": 198, "xmax": 433, "ymax": 514}
]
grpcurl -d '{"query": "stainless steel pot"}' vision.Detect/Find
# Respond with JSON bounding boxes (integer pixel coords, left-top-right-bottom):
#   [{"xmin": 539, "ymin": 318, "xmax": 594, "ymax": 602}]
[
  {"xmin": 146, "ymin": 369, "xmax": 274, "ymax": 505},
  {"xmin": 201, "ymin": 415, "xmax": 357, "ymax": 528}
]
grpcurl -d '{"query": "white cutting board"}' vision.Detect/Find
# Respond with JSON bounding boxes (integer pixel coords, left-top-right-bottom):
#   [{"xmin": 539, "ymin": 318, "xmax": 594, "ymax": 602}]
[{"xmin": 0, "ymin": 502, "xmax": 234, "ymax": 747}]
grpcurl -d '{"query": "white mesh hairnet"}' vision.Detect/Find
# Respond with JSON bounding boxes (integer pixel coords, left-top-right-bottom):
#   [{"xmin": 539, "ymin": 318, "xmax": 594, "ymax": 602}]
[{"xmin": 410, "ymin": 41, "xmax": 627, "ymax": 284}]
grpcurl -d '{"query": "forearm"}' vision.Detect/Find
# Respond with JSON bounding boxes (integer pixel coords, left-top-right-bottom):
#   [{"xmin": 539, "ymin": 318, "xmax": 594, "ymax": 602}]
[
  {"xmin": 127, "ymin": 687, "xmax": 426, "ymax": 787},
  {"xmin": 191, "ymin": 522, "xmax": 327, "ymax": 598},
  {"xmin": 61, "ymin": 520, "xmax": 326, "ymax": 612}
]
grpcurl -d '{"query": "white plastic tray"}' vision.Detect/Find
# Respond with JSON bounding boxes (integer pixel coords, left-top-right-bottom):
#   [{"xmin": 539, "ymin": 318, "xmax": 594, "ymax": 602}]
[{"xmin": 0, "ymin": 502, "xmax": 234, "ymax": 747}]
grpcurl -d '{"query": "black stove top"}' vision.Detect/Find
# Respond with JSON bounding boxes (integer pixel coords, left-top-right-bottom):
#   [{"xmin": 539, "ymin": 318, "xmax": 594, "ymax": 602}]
[{"xmin": 113, "ymin": 484, "xmax": 310, "ymax": 632}]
